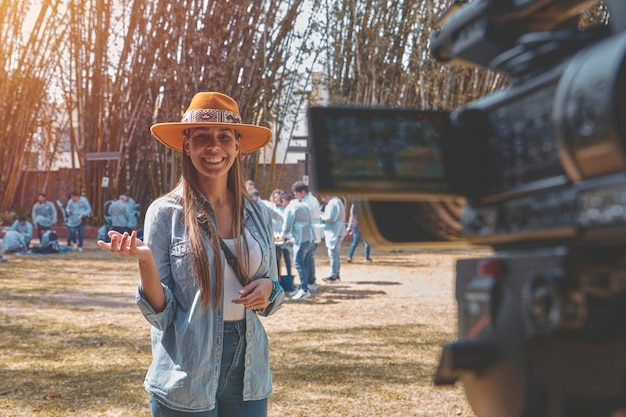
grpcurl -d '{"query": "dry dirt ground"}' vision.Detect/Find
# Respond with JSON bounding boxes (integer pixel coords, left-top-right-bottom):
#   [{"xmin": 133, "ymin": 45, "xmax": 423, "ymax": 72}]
[{"xmin": 0, "ymin": 239, "xmax": 490, "ymax": 416}]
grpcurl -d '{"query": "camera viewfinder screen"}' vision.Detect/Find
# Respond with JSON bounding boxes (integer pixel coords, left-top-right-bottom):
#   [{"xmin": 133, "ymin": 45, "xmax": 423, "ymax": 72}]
[{"xmin": 308, "ymin": 106, "xmax": 453, "ymax": 199}]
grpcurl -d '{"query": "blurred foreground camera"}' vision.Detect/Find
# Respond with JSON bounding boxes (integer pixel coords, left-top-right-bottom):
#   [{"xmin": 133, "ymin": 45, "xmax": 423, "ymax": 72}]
[{"xmin": 308, "ymin": 0, "xmax": 626, "ymax": 416}]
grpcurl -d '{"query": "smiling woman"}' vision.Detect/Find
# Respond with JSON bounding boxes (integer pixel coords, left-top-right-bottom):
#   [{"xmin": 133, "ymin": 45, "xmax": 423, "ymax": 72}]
[
  {"xmin": 97, "ymin": 92, "xmax": 285, "ymax": 417},
  {"xmin": 184, "ymin": 127, "xmax": 240, "ymax": 184}
]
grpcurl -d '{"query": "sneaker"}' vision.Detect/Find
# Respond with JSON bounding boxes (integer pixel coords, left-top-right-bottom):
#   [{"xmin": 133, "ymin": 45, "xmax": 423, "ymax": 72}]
[
  {"xmin": 308, "ymin": 283, "xmax": 319, "ymax": 291},
  {"xmin": 72, "ymin": 243, "xmax": 77, "ymax": 250},
  {"xmin": 289, "ymin": 288, "xmax": 300, "ymax": 297},
  {"xmin": 292, "ymin": 289, "xmax": 311, "ymax": 300},
  {"xmin": 346, "ymin": 257, "xmax": 352, "ymax": 263},
  {"xmin": 78, "ymin": 247, "xmax": 83, "ymax": 252},
  {"xmin": 322, "ymin": 276, "xmax": 341, "ymax": 284},
  {"xmin": 366, "ymin": 257, "xmax": 373, "ymax": 263}
]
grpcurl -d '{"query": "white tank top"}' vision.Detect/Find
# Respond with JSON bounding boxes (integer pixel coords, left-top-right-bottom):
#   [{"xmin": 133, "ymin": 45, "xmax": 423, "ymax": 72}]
[{"xmin": 222, "ymin": 228, "xmax": 262, "ymax": 321}]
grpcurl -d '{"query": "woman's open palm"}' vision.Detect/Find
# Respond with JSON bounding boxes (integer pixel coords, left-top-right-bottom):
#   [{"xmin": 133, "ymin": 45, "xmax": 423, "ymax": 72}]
[{"xmin": 98, "ymin": 230, "xmax": 152, "ymax": 262}]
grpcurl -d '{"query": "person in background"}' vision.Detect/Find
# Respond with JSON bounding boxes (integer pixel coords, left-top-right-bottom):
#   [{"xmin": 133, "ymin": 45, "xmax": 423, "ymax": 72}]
[
  {"xmin": 2, "ymin": 229, "xmax": 26, "ymax": 253},
  {"xmin": 291, "ymin": 181, "xmax": 321, "ymax": 291},
  {"xmin": 98, "ymin": 91, "xmax": 284, "ymax": 417},
  {"xmin": 320, "ymin": 194, "xmax": 347, "ymax": 284},
  {"xmin": 30, "ymin": 229, "xmax": 60, "ymax": 254},
  {"xmin": 250, "ymin": 189, "xmax": 261, "ymax": 201},
  {"xmin": 124, "ymin": 193, "xmax": 141, "ymax": 232},
  {"xmin": 245, "ymin": 179, "xmax": 257, "ymax": 194},
  {"xmin": 346, "ymin": 204, "xmax": 372, "ymax": 263},
  {"xmin": 31, "ymin": 193, "xmax": 57, "ymax": 242},
  {"xmin": 66, "ymin": 190, "xmax": 92, "ymax": 252},
  {"xmin": 280, "ymin": 192, "xmax": 315, "ymax": 300},
  {"xmin": 109, "ymin": 195, "xmax": 130, "ymax": 235},
  {"xmin": 262, "ymin": 189, "xmax": 292, "ymax": 277},
  {"xmin": 0, "ymin": 227, "xmax": 7, "ymax": 261},
  {"xmin": 9, "ymin": 215, "xmax": 33, "ymax": 249},
  {"xmin": 98, "ymin": 199, "xmax": 114, "ymax": 243}
]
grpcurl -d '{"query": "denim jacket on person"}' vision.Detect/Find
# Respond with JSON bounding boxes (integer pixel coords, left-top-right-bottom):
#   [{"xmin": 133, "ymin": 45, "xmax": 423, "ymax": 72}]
[{"xmin": 135, "ymin": 191, "xmax": 285, "ymax": 413}]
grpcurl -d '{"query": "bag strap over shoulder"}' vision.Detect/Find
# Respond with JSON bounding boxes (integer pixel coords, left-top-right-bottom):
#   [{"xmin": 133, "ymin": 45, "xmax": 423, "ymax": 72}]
[{"xmin": 197, "ymin": 199, "xmax": 246, "ymax": 284}]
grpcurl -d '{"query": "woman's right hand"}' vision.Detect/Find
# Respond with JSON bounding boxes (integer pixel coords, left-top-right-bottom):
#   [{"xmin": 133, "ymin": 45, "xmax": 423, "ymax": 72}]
[{"xmin": 98, "ymin": 230, "xmax": 152, "ymax": 262}]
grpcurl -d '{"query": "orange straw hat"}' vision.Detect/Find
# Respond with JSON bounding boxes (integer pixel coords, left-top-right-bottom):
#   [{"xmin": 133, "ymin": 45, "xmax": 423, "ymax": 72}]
[{"xmin": 150, "ymin": 92, "xmax": 272, "ymax": 154}]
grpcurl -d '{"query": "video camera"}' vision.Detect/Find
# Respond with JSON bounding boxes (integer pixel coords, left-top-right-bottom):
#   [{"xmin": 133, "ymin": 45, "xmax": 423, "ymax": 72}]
[{"xmin": 307, "ymin": 0, "xmax": 626, "ymax": 416}]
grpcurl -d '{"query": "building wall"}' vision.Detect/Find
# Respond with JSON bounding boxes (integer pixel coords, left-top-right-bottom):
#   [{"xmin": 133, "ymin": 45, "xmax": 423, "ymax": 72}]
[
  {"xmin": 11, "ymin": 168, "xmax": 79, "ymax": 217},
  {"xmin": 10, "ymin": 160, "xmax": 312, "ymax": 222},
  {"xmin": 253, "ymin": 161, "xmax": 309, "ymax": 199}
]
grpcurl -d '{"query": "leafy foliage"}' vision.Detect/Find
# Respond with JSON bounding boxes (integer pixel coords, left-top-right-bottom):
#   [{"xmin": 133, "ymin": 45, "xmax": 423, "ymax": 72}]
[{"xmin": 319, "ymin": 0, "xmax": 506, "ymax": 108}]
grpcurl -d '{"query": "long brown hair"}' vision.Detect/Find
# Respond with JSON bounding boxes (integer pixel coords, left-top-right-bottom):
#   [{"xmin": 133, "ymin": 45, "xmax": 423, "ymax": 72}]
[{"xmin": 171, "ymin": 131, "xmax": 251, "ymax": 308}]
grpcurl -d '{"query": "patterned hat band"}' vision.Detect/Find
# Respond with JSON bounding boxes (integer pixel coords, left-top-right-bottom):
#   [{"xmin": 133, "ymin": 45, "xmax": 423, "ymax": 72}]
[
  {"xmin": 181, "ymin": 108, "xmax": 242, "ymax": 124},
  {"xmin": 150, "ymin": 92, "xmax": 271, "ymax": 154}
]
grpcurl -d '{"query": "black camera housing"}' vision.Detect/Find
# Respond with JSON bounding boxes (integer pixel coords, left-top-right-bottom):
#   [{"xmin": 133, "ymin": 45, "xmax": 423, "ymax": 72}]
[{"xmin": 308, "ymin": 1, "xmax": 626, "ymax": 416}]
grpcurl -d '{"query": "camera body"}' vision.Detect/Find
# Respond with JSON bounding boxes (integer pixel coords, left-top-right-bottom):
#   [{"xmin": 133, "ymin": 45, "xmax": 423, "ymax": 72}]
[{"xmin": 308, "ymin": 1, "xmax": 626, "ymax": 415}]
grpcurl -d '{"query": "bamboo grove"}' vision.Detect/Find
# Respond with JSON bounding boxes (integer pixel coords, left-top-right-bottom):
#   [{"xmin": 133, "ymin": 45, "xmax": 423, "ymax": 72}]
[{"xmin": 0, "ymin": 0, "xmax": 608, "ymax": 221}]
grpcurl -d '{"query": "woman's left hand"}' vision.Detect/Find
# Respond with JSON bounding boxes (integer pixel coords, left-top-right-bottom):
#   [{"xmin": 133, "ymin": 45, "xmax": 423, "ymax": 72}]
[{"xmin": 232, "ymin": 278, "xmax": 274, "ymax": 312}]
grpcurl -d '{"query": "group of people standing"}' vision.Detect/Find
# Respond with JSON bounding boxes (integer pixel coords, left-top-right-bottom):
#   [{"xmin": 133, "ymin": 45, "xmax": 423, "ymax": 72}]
[
  {"xmin": 259, "ymin": 180, "xmax": 370, "ymax": 301},
  {"xmin": 31, "ymin": 191, "xmax": 92, "ymax": 252}
]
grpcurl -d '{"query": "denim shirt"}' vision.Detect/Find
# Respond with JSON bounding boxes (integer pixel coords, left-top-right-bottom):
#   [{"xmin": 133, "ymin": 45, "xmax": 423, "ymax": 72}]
[{"xmin": 135, "ymin": 192, "xmax": 285, "ymax": 413}]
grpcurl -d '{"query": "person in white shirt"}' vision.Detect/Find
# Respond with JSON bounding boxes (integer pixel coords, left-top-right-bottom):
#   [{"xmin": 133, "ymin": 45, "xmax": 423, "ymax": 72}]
[
  {"xmin": 291, "ymin": 181, "xmax": 322, "ymax": 290},
  {"xmin": 280, "ymin": 193, "xmax": 315, "ymax": 300},
  {"xmin": 262, "ymin": 189, "xmax": 293, "ymax": 277},
  {"xmin": 320, "ymin": 195, "xmax": 347, "ymax": 284}
]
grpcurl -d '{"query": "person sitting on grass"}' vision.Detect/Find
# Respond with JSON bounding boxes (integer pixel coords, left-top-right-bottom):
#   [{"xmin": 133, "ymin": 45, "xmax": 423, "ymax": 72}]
[
  {"xmin": 9, "ymin": 215, "xmax": 33, "ymax": 249},
  {"xmin": 30, "ymin": 229, "xmax": 60, "ymax": 254},
  {"xmin": 2, "ymin": 229, "xmax": 27, "ymax": 254}
]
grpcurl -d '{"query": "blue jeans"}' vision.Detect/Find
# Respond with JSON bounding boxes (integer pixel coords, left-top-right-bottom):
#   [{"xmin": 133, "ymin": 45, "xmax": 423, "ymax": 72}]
[
  {"xmin": 306, "ymin": 243, "xmax": 317, "ymax": 285},
  {"xmin": 294, "ymin": 241, "xmax": 315, "ymax": 292},
  {"xmin": 149, "ymin": 321, "xmax": 267, "ymax": 417},
  {"xmin": 275, "ymin": 245, "xmax": 292, "ymax": 276},
  {"xmin": 327, "ymin": 236, "xmax": 345, "ymax": 278},
  {"xmin": 348, "ymin": 226, "xmax": 370, "ymax": 259},
  {"xmin": 67, "ymin": 222, "xmax": 86, "ymax": 248}
]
